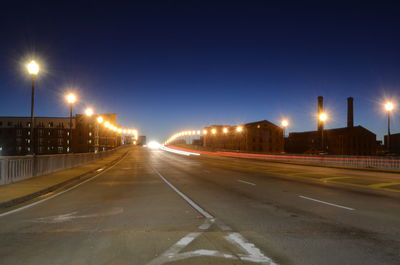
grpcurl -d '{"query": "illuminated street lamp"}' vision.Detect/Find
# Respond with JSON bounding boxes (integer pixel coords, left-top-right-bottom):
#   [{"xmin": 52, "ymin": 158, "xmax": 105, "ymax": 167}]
[
  {"xmin": 318, "ymin": 112, "xmax": 328, "ymax": 152},
  {"xmin": 65, "ymin": 93, "xmax": 77, "ymax": 152},
  {"xmin": 385, "ymin": 101, "xmax": 395, "ymax": 152},
  {"xmin": 236, "ymin": 126, "xmax": 243, "ymax": 133},
  {"xmin": 281, "ymin": 119, "xmax": 289, "ymax": 137},
  {"xmin": 223, "ymin": 127, "xmax": 228, "ymax": 134},
  {"xmin": 211, "ymin": 128, "xmax": 217, "ymax": 135},
  {"xmin": 84, "ymin": 107, "xmax": 94, "ymax": 117},
  {"xmin": 26, "ymin": 60, "xmax": 40, "ymax": 154},
  {"xmin": 97, "ymin": 116, "xmax": 104, "ymax": 124}
]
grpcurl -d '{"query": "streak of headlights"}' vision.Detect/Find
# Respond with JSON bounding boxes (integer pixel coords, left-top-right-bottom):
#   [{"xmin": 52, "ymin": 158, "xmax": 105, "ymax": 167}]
[{"xmin": 160, "ymin": 145, "xmax": 200, "ymax": 156}]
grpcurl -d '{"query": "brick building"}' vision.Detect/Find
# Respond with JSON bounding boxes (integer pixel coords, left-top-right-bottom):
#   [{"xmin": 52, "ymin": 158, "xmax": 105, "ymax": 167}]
[
  {"xmin": 384, "ymin": 133, "xmax": 400, "ymax": 154},
  {"xmin": 73, "ymin": 113, "xmax": 121, "ymax": 153},
  {"xmin": 0, "ymin": 114, "xmax": 122, "ymax": 156},
  {"xmin": 286, "ymin": 126, "xmax": 376, "ymax": 155},
  {"xmin": 203, "ymin": 120, "xmax": 284, "ymax": 153},
  {"xmin": 286, "ymin": 97, "xmax": 376, "ymax": 155}
]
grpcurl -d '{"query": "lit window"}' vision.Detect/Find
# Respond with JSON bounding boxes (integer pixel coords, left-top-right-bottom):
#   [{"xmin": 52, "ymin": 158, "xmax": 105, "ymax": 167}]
[
  {"xmin": 88, "ymin": 140, "xmax": 92, "ymax": 144},
  {"xmin": 89, "ymin": 132, "xmax": 92, "ymax": 137}
]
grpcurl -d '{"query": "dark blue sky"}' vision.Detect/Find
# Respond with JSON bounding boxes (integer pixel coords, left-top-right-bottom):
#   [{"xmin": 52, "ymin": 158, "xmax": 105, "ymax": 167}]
[{"xmin": 1, "ymin": 1, "xmax": 400, "ymax": 141}]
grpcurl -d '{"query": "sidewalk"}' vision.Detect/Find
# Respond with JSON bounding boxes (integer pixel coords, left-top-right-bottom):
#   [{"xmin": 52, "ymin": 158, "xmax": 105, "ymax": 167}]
[{"xmin": 0, "ymin": 148, "xmax": 129, "ymax": 209}]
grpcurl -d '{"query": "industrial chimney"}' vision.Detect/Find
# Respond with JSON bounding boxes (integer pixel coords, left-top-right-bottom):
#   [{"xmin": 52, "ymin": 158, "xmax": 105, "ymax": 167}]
[
  {"xmin": 347, "ymin": 97, "xmax": 354, "ymax": 128},
  {"xmin": 317, "ymin": 96, "xmax": 324, "ymax": 132}
]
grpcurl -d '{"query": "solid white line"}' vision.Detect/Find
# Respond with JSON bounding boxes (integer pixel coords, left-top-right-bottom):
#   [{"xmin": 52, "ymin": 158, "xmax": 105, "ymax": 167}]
[
  {"xmin": 299, "ymin": 195, "xmax": 355, "ymax": 211},
  {"xmin": 151, "ymin": 167, "xmax": 214, "ymax": 219},
  {"xmin": 0, "ymin": 154, "xmax": 127, "ymax": 218},
  {"xmin": 238, "ymin": 180, "xmax": 256, "ymax": 186}
]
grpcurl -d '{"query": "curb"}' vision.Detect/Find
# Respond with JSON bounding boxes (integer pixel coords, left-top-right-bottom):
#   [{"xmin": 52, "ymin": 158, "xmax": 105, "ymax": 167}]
[{"xmin": 0, "ymin": 150, "xmax": 129, "ymax": 209}]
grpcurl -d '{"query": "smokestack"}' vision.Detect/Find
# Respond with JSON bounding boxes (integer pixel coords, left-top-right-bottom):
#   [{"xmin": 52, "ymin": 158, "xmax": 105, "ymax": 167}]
[
  {"xmin": 317, "ymin": 96, "xmax": 324, "ymax": 131},
  {"xmin": 347, "ymin": 97, "xmax": 354, "ymax": 128}
]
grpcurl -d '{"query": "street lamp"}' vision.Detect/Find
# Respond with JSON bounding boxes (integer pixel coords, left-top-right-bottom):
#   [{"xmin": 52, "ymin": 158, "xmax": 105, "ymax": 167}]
[
  {"xmin": 26, "ymin": 60, "xmax": 40, "ymax": 155},
  {"xmin": 281, "ymin": 119, "xmax": 289, "ymax": 137},
  {"xmin": 65, "ymin": 93, "xmax": 77, "ymax": 152},
  {"xmin": 385, "ymin": 101, "xmax": 394, "ymax": 152},
  {"xmin": 84, "ymin": 107, "xmax": 94, "ymax": 117},
  {"xmin": 318, "ymin": 112, "xmax": 328, "ymax": 152}
]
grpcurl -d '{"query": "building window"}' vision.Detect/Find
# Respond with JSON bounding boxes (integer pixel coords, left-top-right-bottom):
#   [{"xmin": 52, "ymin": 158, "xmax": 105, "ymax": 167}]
[
  {"xmin": 48, "ymin": 131, "xmax": 51, "ymax": 136},
  {"xmin": 67, "ymin": 131, "xmax": 70, "ymax": 136},
  {"xmin": 16, "ymin": 129, "xmax": 22, "ymax": 136},
  {"xmin": 88, "ymin": 139, "xmax": 92, "ymax": 144},
  {"xmin": 58, "ymin": 138, "xmax": 63, "ymax": 145},
  {"xmin": 67, "ymin": 140, "xmax": 70, "ymax": 145},
  {"xmin": 48, "ymin": 122, "xmax": 53, "ymax": 128},
  {"xmin": 58, "ymin": 147, "xmax": 63, "ymax": 153},
  {"xmin": 38, "ymin": 129, "xmax": 43, "ymax": 136},
  {"xmin": 89, "ymin": 132, "xmax": 92, "ymax": 137},
  {"xmin": 27, "ymin": 147, "xmax": 30, "ymax": 152},
  {"xmin": 28, "ymin": 131, "xmax": 31, "ymax": 135},
  {"xmin": 67, "ymin": 147, "xmax": 70, "ymax": 153}
]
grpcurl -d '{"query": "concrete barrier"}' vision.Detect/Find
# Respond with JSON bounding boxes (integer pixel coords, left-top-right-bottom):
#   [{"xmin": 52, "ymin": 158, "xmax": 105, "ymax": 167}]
[{"xmin": 0, "ymin": 149, "xmax": 118, "ymax": 186}]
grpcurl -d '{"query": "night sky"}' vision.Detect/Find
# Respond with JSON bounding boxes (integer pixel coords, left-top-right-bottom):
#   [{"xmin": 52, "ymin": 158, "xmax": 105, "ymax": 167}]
[{"xmin": 1, "ymin": 1, "xmax": 400, "ymax": 142}]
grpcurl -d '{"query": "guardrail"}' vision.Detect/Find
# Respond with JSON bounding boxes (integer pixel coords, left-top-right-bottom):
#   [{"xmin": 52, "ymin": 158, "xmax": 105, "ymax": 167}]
[
  {"xmin": 169, "ymin": 145, "xmax": 400, "ymax": 170},
  {"xmin": 0, "ymin": 149, "xmax": 118, "ymax": 186}
]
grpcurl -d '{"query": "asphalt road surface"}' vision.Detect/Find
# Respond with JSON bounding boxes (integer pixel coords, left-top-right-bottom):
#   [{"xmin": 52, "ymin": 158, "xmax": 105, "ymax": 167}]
[{"xmin": 0, "ymin": 146, "xmax": 399, "ymax": 265}]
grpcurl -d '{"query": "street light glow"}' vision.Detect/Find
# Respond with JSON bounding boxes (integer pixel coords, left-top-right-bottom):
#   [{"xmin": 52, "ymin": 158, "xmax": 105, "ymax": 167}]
[
  {"xmin": 319, "ymin": 112, "xmax": 328, "ymax": 122},
  {"xmin": 211, "ymin": 128, "xmax": 217, "ymax": 134},
  {"xmin": 236, "ymin": 126, "xmax": 243, "ymax": 132},
  {"xmin": 97, "ymin": 116, "xmax": 103, "ymax": 123},
  {"xmin": 223, "ymin": 127, "xmax": 228, "ymax": 134},
  {"xmin": 26, "ymin": 60, "xmax": 39, "ymax": 76},
  {"xmin": 66, "ymin": 93, "xmax": 77, "ymax": 104},
  {"xmin": 385, "ymin": 101, "xmax": 394, "ymax": 111},
  {"xmin": 281, "ymin": 119, "xmax": 289, "ymax": 127},
  {"xmin": 85, "ymin": 107, "xmax": 94, "ymax": 116},
  {"xmin": 203, "ymin": 129, "xmax": 208, "ymax": 135}
]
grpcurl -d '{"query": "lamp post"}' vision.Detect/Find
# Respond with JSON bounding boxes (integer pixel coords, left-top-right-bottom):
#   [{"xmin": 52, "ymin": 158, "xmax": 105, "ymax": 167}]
[
  {"xmin": 65, "ymin": 93, "xmax": 77, "ymax": 152},
  {"xmin": 26, "ymin": 60, "xmax": 39, "ymax": 155},
  {"xmin": 281, "ymin": 119, "xmax": 289, "ymax": 137},
  {"xmin": 385, "ymin": 102, "xmax": 394, "ymax": 152},
  {"xmin": 84, "ymin": 107, "xmax": 94, "ymax": 152},
  {"xmin": 319, "ymin": 112, "xmax": 327, "ymax": 152},
  {"xmin": 236, "ymin": 126, "xmax": 243, "ymax": 150}
]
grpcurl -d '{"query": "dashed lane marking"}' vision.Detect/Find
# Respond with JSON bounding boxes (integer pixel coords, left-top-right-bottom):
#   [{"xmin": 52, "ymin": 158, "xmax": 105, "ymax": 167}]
[
  {"xmin": 238, "ymin": 179, "xmax": 256, "ymax": 186},
  {"xmin": 299, "ymin": 195, "xmax": 355, "ymax": 211}
]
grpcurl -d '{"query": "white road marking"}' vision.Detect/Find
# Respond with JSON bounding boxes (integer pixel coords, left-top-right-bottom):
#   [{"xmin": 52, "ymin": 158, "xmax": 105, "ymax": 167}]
[
  {"xmin": 299, "ymin": 195, "xmax": 355, "ymax": 211},
  {"xmin": 148, "ymin": 167, "xmax": 278, "ymax": 265},
  {"xmin": 151, "ymin": 167, "xmax": 214, "ymax": 219},
  {"xmin": 226, "ymin": 232, "xmax": 278, "ymax": 264},
  {"xmin": 31, "ymin": 207, "xmax": 124, "ymax": 223},
  {"xmin": 238, "ymin": 179, "xmax": 256, "ymax": 186},
  {"xmin": 0, "ymin": 154, "xmax": 127, "ymax": 218}
]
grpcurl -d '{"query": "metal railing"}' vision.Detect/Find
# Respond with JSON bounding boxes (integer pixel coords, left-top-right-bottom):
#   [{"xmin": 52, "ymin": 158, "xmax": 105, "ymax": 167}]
[
  {"xmin": 0, "ymin": 149, "xmax": 118, "ymax": 186},
  {"xmin": 169, "ymin": 145, "xmax": 400, "ymax": 170}
]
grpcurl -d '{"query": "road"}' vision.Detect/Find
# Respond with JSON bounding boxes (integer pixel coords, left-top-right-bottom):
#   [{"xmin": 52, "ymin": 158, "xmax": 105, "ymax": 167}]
[{"xmin": 0, "ymin": 146, "xmax": 399, "ymax": 265}]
